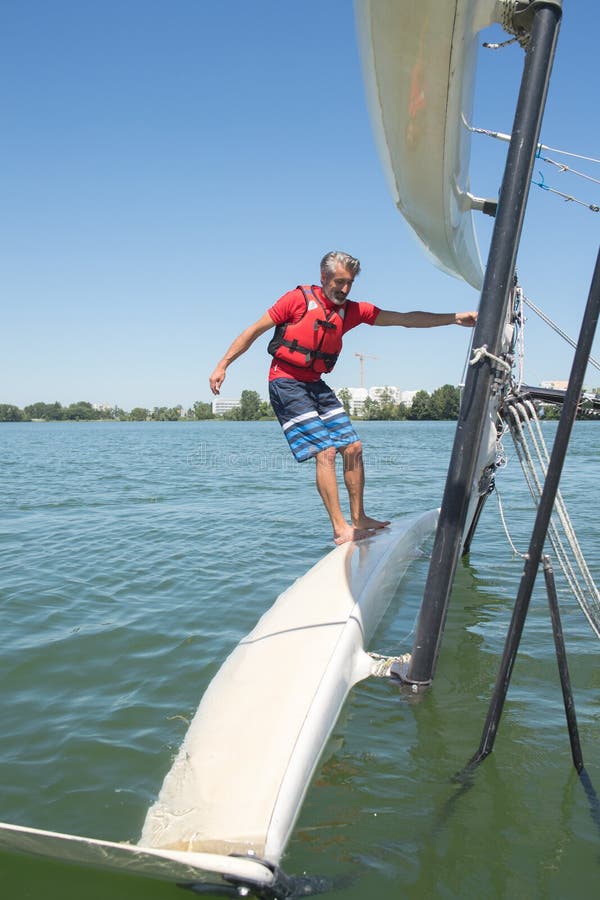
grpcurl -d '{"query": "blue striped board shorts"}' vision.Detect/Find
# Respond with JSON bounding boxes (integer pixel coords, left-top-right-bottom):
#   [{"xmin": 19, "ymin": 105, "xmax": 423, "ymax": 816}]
[{"xmin": 269, "ymin": 378, "xmax": 360, "ymax": 463}]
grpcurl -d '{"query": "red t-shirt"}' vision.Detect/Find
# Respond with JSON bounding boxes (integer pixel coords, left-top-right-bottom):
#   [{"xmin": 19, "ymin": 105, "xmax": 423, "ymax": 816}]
[{"xmin": 267, "ymin": 285, "xmax": 380, "ymax": 382}]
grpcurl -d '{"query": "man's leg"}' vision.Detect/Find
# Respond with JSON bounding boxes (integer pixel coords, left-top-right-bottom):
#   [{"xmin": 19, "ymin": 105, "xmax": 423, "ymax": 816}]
[
  {"xmin": 270, "ymin": 378, "xmax": 384, "ymax": 543},
  {"xmin": 315, "ymin": 447, "xmax": 374, "ymax": 545},
  {"xmin": 340, "ymin": 441, "xmax": 390, "ymax": 531}
]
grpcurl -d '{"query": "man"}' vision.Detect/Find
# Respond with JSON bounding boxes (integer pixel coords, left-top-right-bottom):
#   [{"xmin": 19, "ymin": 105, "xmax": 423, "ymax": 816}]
[{"xmin": 209, "ymin": 251, "xmax": 477, "ymax": 545}]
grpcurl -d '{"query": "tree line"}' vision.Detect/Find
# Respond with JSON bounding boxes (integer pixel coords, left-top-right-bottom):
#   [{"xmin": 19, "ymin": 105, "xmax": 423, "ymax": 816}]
[
  {"xmin": 0, "ymin": 394, "xmax": 271, "ymax": 422},
  {"xmin": 338, "ymin": 385, "xmax": 462, "ymax": 420},
  {"xmin": 0, "ymin": 388, "xmax": 457, "ymax": 423},
  {"xmin": 0, "ymin": 385, "xmax": 582, "ymax": 423},
  {"xmin": 0, "ymin": 401, "xmax": 196, "ymax": 422}
]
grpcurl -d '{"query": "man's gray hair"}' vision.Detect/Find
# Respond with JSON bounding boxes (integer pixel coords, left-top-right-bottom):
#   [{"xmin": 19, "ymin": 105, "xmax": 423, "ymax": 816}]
[{"xmin": 320, "ymin": 251, "xmax": 361, "ymax": 279}]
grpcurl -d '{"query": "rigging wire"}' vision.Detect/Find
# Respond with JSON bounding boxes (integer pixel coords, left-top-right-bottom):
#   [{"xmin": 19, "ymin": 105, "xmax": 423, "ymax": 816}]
[
  {"xmin": 468, "ymin": 124, "xmax": 600, "ymax": 166},
  {"xmin": 521, "ymin": 293, "xmax": 600, "ymax": 373},
  {"xmin": 482, "ymin": 36, "xmax": 520, "ymax": 50},
  {"xmin": 474, "ymin": 282, "xmax": 600, "ymax": 639},
  {"xmin": 468, "ymin": 125, "xmax": 600, "ymax": 211},
  {"xmin": 503, "ymin": 399, "xmax": 600, "ymax": 639},
  {"xmin": 535, "ymin": 145, "xmax": 600, "ymax": 166},
  {"xmin": 532, "ymin": 172, "xmax": 600, "ymax": 213},
  {"xmin": 540, "ymin": 154, "xmax": 600, "ymax": 188}
]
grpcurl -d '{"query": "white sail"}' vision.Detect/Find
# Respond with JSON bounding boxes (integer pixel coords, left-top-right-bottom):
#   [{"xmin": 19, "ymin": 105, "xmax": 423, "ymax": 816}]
[{"xmin": 355, "ymin": 0, "xmax": 501, "ymax": 288}]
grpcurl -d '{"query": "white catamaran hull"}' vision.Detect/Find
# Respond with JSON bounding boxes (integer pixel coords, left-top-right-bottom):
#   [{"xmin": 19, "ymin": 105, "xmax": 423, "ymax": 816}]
[
  {"xmin": 140, "ymin": 511, "xmax": 438, "ymax": 864},
  {"xmin": 0, "ymin": 512, "xmax": 437, "ymax": 888},
  {"xmin": 0, "ymin": 821, "xmax": 276, "ymax": 890}
]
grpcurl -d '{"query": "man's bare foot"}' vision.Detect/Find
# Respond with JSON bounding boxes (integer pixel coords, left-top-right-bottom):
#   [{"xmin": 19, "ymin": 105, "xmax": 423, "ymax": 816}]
[
  {"xmin": 353, "ymin": 516, "xmax": 391, "ymax": 531},
  {"xmin": 333, "ymin": 524, "xmax": 377, "ymax": 546}
]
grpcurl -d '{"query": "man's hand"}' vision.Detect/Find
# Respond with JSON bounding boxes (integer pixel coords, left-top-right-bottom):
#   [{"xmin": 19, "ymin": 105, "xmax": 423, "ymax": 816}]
[
  {"xmin": 455, "ymin": 311, "xmax": 478, "ymax": 327},
  {"xmin": 209, "ymin": 365, "xmax": 227, "ymax": 395},
  {"xmin": 208, "ymin": 312, "xmax": 274, "ymax": 396}
]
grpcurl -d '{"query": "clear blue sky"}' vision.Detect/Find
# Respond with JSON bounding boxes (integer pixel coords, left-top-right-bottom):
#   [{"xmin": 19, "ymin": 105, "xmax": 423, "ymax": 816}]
[{"xmin": 2, "ymin": 1, "xmax": 599, "ymax": 410}]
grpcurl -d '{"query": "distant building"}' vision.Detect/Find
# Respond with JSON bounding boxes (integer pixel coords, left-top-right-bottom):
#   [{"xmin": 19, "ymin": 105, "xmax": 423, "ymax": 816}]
[
  {"xmin": 212, "ymin": 398, "xmax": 240, "ymax": 416},
  {"xmin": 92, "ymin": 401, "xmax": 113, "ymax": 412},
  {"xmin": 540, "ymin": 380, "xmax": 569, "ymax": 391},
  {"xmin": 335, "ymin": 387, "xmax": 368, "ymax": 416},
  {"xmin": 369, "ymin": 385, "xmax": 401, "ymax": 404},
  {"xmin": 399, "ymin": 390, "xmax": 417, "ymax": 407},
  {"xmin": 334, "ymin": 385, "xmax": 416, "ymax": 415}
]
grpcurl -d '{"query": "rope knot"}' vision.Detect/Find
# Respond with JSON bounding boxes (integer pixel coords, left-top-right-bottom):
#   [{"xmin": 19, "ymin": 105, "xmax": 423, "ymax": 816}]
[{"xmin": 470, "ymin": 345, "xmax": 512, "ymax": 373}]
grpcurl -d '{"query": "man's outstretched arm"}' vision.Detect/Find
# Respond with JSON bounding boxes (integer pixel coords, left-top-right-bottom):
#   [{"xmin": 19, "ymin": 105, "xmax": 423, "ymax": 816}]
[
  {"xmin": 374, "ymin": 310, "xmax": 478, "ymax": 327},
  {"xmin": 209, "ymin": 311, "xmax": 274, "ymax": 395}
]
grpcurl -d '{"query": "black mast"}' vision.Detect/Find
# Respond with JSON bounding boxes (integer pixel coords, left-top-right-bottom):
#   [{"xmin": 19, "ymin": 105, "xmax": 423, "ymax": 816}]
[{"xmin": 402, "ymin": 0, "xmax": 563, "ymax": 690}]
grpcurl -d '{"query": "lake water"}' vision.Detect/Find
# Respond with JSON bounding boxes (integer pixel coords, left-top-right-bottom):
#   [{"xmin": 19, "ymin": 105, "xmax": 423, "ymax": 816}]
[{"xmin": 1, "ymin": 420, "xmax": 599, "ymax": 899}]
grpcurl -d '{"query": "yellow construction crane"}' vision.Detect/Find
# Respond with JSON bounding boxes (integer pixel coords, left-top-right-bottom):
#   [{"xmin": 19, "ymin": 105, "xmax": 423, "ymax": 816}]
[{"xmin": 354, "ymin": 352, "xmax": 379, "ymax": 388}]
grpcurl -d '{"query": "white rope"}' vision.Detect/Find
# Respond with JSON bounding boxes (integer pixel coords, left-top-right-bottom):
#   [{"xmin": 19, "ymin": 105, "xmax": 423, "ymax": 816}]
[
  {"xmin": 524, "ymin": 399, "xmax": 599, "ymax": 608},
  {"xmin": 497, "ymin": 0, "xmax": 531, "ymax": 48},
  {"xmin": 514, "ymin": 287, "xmax": 526, "ymax": 391},
  {"xmin": 515, "ymin": 402, "xmax": 582, "ymax": 598},
  {"xmin": 470, "ymin": 345, "xmax": 512, "ymax": 373},
  {"xmin": 495, "ymin": 484, "xmax": 527, "ymax": 558},
  {"xmin": 368, "ymin": 651, "xmax": 411, "ymax": 678},
  {"xmin": 504, "ymin": 400, "xmax": 600, "ymax": 639}
]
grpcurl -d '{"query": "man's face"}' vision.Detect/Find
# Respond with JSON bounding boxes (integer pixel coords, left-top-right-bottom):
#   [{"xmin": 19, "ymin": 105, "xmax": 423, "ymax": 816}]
[{"xmin": 321, "ymin": 265, "xmax": 354, "ymax": 306}]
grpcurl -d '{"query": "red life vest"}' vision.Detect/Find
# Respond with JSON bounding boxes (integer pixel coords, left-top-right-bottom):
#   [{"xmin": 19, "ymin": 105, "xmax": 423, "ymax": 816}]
[{"xmin": 267, "ymin": 286, "xmax": 344, "ymax": 374}]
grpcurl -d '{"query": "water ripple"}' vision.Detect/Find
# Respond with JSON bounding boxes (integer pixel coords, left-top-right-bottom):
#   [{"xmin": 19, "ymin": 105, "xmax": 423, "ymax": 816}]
[{"xmin": 1, "ymin": 421, "xmax": 600, "ymax": 896}]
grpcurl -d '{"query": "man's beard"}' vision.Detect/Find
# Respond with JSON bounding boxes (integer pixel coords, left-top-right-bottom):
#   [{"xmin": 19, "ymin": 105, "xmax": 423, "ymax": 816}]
[{"xmin": 324, "ymin": 287, "xmax": 347, "ymax": 306}]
